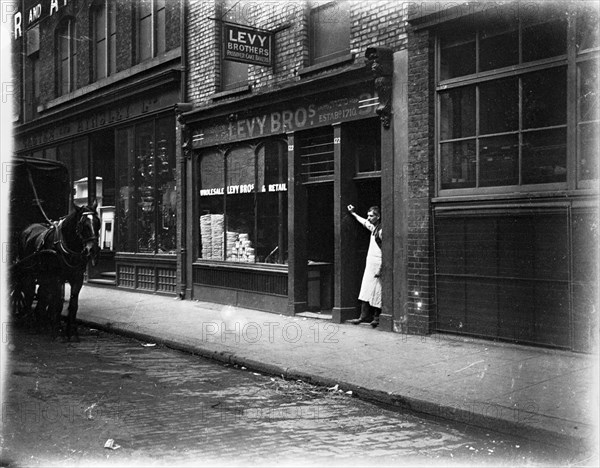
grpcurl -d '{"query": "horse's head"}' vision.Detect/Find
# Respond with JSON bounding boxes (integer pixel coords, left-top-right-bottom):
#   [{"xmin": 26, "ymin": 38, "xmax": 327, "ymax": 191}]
[{"xmin": 75, "ymin": 201, "xmax": 101, "ymax": 265}]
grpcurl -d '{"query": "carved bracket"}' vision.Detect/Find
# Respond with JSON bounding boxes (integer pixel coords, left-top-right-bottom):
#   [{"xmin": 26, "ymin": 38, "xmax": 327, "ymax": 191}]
[
  {"xmin": 174, "ymin": 102, "xmax": 194, "ymax": 160},
  {"xmin": 365, "ymin": 47, "xmax": 393, "ymax": 129}
]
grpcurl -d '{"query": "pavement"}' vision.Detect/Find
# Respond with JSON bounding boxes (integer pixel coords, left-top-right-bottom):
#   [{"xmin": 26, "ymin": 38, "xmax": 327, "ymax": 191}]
[{"xmin": 72, "ymin": 284, "xmax": 599, "ymax": 458}]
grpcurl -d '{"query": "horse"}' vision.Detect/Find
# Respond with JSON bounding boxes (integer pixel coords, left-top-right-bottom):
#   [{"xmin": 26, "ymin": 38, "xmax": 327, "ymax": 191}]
[{"xmin": 13, "ymin": 202, "xmax": 101, "ymax": 341}]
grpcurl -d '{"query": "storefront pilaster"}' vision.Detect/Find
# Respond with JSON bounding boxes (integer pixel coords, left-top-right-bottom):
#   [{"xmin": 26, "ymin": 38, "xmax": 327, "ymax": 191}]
[
  {"xmin": 332, "ymin": 123, "xmax": 359, "ymax": 323},
  {"xmin": 287, "ymin": 131, "xmax": 308, "ymax": 315}
]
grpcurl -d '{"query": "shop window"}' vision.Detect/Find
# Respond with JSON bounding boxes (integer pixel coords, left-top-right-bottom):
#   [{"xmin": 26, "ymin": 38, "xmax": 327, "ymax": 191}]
[
  {"xmin": 56, "ymin": 18, "xmax": 77, "ymax": 96},
  {"xmin": 298, "ymin": 127, "xmax": 334, "ymax": 181},
  {"xmin": 137, "ymin": 0, "xmax": 166, "ymax": 63},
  {"xmin": 578, "ymin": 59, "xmax": 599, "ymax": 183},
  {"xmin": 198, "ymin": 140, "xmax": 288, "ymax": 264},
  {"xmin": 116, "ymin": 118, "xmax": 176, "ymax": 254},
  {"xmin": 436, "ymin": 6, "xmax": 581, "ymax": 192},
  {"xmin": 309, "ymin": 1, "xmax": 350, "ymax": 65},
  {"xmin": 92, "ymin": 0, "xmax": 116, "ymax": 81}
]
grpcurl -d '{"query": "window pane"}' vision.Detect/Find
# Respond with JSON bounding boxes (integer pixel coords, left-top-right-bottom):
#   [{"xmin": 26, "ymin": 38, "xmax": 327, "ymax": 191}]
[
  {"xmin": 139, "ymin": 16, "xmax": 152, "ymax": 61},
  {"xmin": 257, "ymin": 140, "xmax": 287, "ymax": 264},
  {"xmin": 522, "ymin": 129, "xmax": 566, "ymax": 185},
  {"xmin": 109, "ymin": 33, "xmax": 117, "ymax": 75},
  {"xmin": 479, "ymin": 135, "xmax": 519, "ymax": 187},
  {"xmin": 139, "ymin": 0, "xmax": 152, "ymax": 18},
  {"xmin": 440, "ymin": 29, "xmax": 475, "ymax": 80},
  {"xmin": 225, "ymin": 146, "xmax": 256, "ymax": 262},
  {"xmin": 199, "ymin": 151, "xmax": 225, "ymax": 260},
  {"xmin": 440, "ymin": 87, "xmax": 475, "ymax": 140},
  {"xmin": 222, "ymin": 59, "xmax": 248, "ymax": 90},
  {"xmin": 577, "ymin": 7, "xmax": 599, "ymax": 52},
  {"xmin": 96, "ymin": 38, "xmax": 106, "ymax": 80},
  {"xmin": 522, "ymin": 18, "xmax": 567, "ymax": 62},
  {"xmin": 579, "ymin": 59, "xmax": 599, "ymax": 123},
  {"xmin": 479, "ymin": 23, "xmax": 519, "ymax": 72},
  {"xmin": 440, "ymin": 140, "xmax": 476, "ymax": 189},
  {"xmin": 299, "ymin": 127, "xmax": 334, "ymax": 179},
  {"xmin": 156, "ymin": 117, "xmax": 176, "ymax": 253},
  {"xmin": 522, "ymin": 67, "xmax": 566, "ymax": 129},
  {"xmin": 95, "ymin": 5, "xmax": 106, "ymax": 40},
  {"xmin": 156, "ymin": 7, "xmax": 166, "ymax": 54},
  {"xmin": 136, "ymin": 122, "xmax": 155, "ymax": 252},
  {"xmin": 579, "ymin": 123, "xmax": 599, "ymax": 181},
  {"xmin": 351, "ymin": 118, "xmax": 381, "ymax": 172},
  {"xmin": 479, "ymin": 77, "xmax": 518, "ymax": 135},
  {"xmin": 310, "ymin": 1, "xmax": 350, "ymax": 64}
]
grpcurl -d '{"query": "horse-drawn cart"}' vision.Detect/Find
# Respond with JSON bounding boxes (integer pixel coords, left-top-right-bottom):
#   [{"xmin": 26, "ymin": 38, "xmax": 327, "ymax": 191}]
[{"xmin": 8, "ymin": 157, "xmax": 102, "ymax": 341}]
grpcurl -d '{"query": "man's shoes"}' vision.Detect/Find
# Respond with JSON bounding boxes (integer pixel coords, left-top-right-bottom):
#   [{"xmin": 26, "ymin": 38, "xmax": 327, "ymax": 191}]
[
  {"xmin": 348, "ymin": 317, "xmax": 372, "ymax": 325},
  {"xmin": 370, "ymin": 320, "xmax": 379, "ymax": 328}
]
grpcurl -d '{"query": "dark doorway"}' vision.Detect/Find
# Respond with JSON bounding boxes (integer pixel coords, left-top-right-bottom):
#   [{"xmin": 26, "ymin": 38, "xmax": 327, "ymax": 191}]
[
  {"xmin": 305, "ymin": 182, "xmax": 334, "ymax": 311},
  {"xmin": 88, "ymin": 129, "xmax": 116, "ymax": 284}
]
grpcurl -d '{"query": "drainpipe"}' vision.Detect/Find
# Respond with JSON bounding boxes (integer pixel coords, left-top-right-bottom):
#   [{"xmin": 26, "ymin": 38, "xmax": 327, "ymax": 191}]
[{"xmin": 176, "ymin": 0, "xmax": 190, "ymax": 299}]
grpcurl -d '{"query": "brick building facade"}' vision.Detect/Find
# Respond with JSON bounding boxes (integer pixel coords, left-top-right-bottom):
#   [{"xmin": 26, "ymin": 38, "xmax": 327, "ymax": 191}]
[
  {"xmin": 10, "ymin": 0, "xmax": 598, "ymax": 353},
  {"xmin": 12, "ymin": 0, "xmax": 183, "ymax": 292}
]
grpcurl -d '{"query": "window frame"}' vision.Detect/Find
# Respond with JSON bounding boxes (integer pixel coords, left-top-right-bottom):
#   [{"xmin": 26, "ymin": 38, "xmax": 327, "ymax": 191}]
[
  {"xmin": 196, "ymin": 139, "xmax": 288, "ymax": 264},
  {"xmin": 55, "ymin": 18, "xmax": 77, "ymax": 97},
  {"xmin": 91, "ymin": 0, "xmax": 116, "ymax": 81},
  {"xmin": 136, "ymin": 0, "xmax": 166, "ymax": 64},
  {"xmin": 308, "ymin": 0, "xmax": 351, "ymax": 66},
  {"xmin": 435, "ymin": 9, "xmax": 599, "ymax": 197}
]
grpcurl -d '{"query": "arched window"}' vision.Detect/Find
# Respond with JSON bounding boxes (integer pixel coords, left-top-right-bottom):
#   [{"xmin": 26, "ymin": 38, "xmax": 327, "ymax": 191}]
[
  {"xmin": 56, "ymin": 18, "xmax": 77, "ymax": 95},
  {"xmin": 137, "ymin": 0, "xmax": 166, "ymax": 63},
  {"xmin": 92, "ymin": 0, "xmax": 116, "ymax": 81}
]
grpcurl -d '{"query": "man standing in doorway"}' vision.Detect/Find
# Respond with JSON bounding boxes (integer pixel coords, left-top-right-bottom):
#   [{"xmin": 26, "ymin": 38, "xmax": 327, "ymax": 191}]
[{"xmin": 347, "ymin": 204, "xmax": 382, "ymax": 328}]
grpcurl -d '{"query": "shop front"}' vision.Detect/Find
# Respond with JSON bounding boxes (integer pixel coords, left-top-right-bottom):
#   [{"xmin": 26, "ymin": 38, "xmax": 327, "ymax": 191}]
[
  {"xmin": 14, "ymin": 81, "xmax": 181, "ymax": 294},
  {"xmin": 186, "ymin": 78, "xmax": 382, "ymax": 319}
]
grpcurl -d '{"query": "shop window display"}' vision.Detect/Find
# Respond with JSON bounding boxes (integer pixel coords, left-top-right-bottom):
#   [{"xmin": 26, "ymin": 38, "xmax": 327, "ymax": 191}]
[
  {"xmin": 198, "ymin": 140, "xmax": 287, "ymax": 264},
  {"xmin": 116, "ymin": 116, "xmax": 176, "ymax": 254}
]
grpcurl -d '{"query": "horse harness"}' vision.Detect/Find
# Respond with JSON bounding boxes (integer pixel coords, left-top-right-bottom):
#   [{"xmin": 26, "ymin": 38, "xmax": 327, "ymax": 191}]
[{"xmin": 20, "ymin": 210, "xmax": 97, "ymax": 272}]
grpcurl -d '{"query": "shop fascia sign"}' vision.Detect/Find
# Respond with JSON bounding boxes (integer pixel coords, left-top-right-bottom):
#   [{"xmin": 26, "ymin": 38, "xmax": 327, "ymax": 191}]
[
  {"xmin": 14, "ymin": 0, "xmax": 69, "ymax": 39},
  {"xmin": 192, "ymin": 87, "xmax": 377, "ymax": 149},
  {"xmin": 222, "ymin": 22, "xmax": 273, "ymax": 67}
]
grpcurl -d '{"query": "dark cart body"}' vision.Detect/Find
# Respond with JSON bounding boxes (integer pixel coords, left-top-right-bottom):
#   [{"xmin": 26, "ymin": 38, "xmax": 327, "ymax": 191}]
[{"xmin": 8, "ymin": 156, "xmax": 71, "ymax": 266}]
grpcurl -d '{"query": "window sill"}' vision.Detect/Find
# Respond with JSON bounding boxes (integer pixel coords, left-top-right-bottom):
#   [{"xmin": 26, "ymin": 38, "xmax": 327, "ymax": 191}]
[
  {"xmin": 298, "ymin": 53, "xmax": 355, "ymax": 77},
  {"xmin": 354, "ymin": 171, "xmax": 382, "ymax": 180},
  {"xmin": 432, "ymin": 187, "xmax": 598, "ymax": 204},
  {"xmin": 193, "ymin": 260, "xmax": 288, "ymax": 273},
  {"xmin": 211, "ymin": 85, "xmax": 252, "ymax": 101},
  {"xmin": 39, "ymin": 48, "xmax": 181, "ymax": 113}
]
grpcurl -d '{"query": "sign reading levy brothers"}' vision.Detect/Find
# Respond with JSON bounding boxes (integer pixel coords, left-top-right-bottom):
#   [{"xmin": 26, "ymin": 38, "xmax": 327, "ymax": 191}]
[
  {"xmin": 192, "ymin": 86, "xmax": 377, "ymax": 149},
  {"xmin": 223, "ymin": 23, "xmax": 272, "ymax": 67}
]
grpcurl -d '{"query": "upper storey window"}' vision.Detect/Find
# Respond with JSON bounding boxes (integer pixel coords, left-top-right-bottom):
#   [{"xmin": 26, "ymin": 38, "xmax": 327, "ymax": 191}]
[
  {"xmin": 56, "ymin": 18, "xmax": 77, "ymax": 96},
  {"xmin": 436, "ymin": 5, "xmax": 598, "ymax": 193},
  {"xmin": 137, "ymin": 0, "xmax": 166, "ymax": 63},
  {"xmin": 92, "ymin": 0, "xmax": 116, "ymax": 81},
  {"xmin": 309, "ymin": 1, "xmax": 351, "ymax": 65}
]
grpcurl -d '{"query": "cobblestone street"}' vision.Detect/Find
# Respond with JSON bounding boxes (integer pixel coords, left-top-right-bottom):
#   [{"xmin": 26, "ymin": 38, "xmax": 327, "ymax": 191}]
[{"xmin": 1, "ymin": 326, "xmax": 585, "ymax": 467}]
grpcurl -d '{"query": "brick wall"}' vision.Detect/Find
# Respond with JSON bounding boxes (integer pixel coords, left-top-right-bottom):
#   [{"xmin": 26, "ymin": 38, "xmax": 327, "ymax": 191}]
[
  {"xmin": 186, "ymin": 0, "xmax": 408, "ymax": 106},
  {"xmin": 406, "ymin": 25, "xmax": 435, "ymax": 335},
  {"xmin": 16, "ymin": 0, "xmax": 181, "ymax": 120}
]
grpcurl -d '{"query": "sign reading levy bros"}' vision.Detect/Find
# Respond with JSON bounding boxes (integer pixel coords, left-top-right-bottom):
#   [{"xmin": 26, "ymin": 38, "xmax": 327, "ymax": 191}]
[
  {"xmin": 223, "ymin": 23, "xmax": 272, "ymax": 67},
  {"xmin": 192, "ymin": 86, "xmax": 377, "ymax": 149}
]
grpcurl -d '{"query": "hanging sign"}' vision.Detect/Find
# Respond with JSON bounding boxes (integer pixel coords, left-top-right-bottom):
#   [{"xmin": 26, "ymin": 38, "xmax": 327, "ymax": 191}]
[{"xmin": 222, "ymin": 23, "xmax": 273, "ymax": 67}]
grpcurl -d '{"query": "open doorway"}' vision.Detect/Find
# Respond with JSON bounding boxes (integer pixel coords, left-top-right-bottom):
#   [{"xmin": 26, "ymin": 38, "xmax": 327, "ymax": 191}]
[
  {"xmin": 305, "ymin": 182, "xmax": 334, "ymax": 312},
  {"xmin": 87, "ymin": 129, "xmax": 116, "ymax": 284}
]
